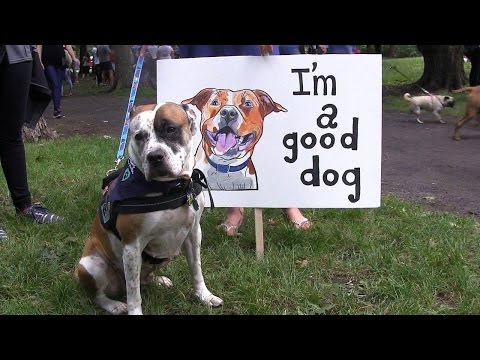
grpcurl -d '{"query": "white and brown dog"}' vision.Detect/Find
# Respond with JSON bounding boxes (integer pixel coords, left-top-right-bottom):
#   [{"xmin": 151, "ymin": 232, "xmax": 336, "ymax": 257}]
[
  {"xmin": 403, "ymin": 92, "xmax": 455, "ymax": 124},
  {"xmin": 76, "ymin": 102, "xmax": 222, "ymax": 315},
  {"xmin": 182, "ymin": 88, "xmax": 287, "ymax": 191}
]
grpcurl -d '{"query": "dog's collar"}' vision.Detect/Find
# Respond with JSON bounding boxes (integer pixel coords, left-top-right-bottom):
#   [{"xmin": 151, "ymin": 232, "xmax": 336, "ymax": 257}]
[{"xmin": 207, "ymin": 156, "xmax": 249, "ymax": 173}]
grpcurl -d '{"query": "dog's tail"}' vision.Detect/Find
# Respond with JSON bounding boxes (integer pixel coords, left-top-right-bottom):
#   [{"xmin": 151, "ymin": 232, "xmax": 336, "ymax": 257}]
[
  {"xmin": 403, "ymin": 93, "xmax": 413, "ymax": 101},
  {"xmin": 452, "ymin": 86, "xmax": 479, "ymax": 94}
]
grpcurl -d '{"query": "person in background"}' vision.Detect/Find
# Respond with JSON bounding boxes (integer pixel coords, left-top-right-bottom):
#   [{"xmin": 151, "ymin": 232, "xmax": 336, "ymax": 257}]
[
  {"xmin": 63, "ymin": 65, "xmax": 73, "ymax": 96},
  {"xmin": 96, "ymin": 45, "xmax": 114, "ymax": 87},
  {"xmin": 464, "ymin": 45, "xmax": 480, "ymax": 86},
  {"xmin": 0, "ymin": 45, "xmax": 64, "ymax": 241},
  {"xmin": 37, "ymin": 45, "xmax": 79, "ymax": 118},
  {"xmin": 326, "ymin": 45, "xmax": 356, "ymax": 54},
  {"xmin": 158, "ymin": 45, "xmax": 174, "ymax": 60},
  {"xmin": 279, "ymin": 45, "xmax": 301, "ymax": 55},
  {"xmin": 179, "ymin": 44, "xmax": 312, "ymax": 236}
]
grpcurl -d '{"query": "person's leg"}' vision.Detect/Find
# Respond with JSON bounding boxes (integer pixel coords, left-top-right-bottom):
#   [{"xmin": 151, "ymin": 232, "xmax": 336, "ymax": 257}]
[
  {"xmin": 44, "ymin": 65, "xmax": 63, "ymax": 115},
  {"xmin": 469, "ymin": 60, "xmax": 478, "ymax": 86},
  {"xmin": 218, "ymin": 207, "xmax": 244, "ymax": 236},
  {"xmin": 284, "ymin": 208, "xmax": 312, "ymax": 230},
  {"xmin": 472, "ymin": 55, "xmax": 480, "ymax": 86},
  {"xmin": 0, "ymin": 57, "xmax": 33, "ymax": 211}
]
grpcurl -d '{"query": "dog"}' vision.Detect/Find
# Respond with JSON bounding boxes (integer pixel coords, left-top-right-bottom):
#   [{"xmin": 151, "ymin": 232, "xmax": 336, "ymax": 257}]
[
  {"xmin": 452, "ymin": 86, "xmax": 480, "ymax": 141},
  {"xmin": 403, "ymin": 92, "xmax": 455, "ymax": 124},
  {"xmin": 182, "ymin": 88, "xmax": 287, "ymax": 190},
  {"xmin": 76, "ymin": 102, "xmax": 223, "ymax": 315}
]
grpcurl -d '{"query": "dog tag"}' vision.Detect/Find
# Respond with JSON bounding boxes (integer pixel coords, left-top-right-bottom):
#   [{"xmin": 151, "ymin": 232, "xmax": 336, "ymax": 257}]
[{"xmin": 192, "ymin": 197, "xmax": 199, "ymax": 211}]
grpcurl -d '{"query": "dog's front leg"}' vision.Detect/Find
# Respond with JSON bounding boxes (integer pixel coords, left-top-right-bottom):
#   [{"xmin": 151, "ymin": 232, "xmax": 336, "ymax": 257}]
[
  {"xmin": 123, "ymin": 241, "xmax": 143, "ymax": 315},
  {"xmin": 434, "ymin": 111, "xmax": 446, "ymax": 124},
  {"xmin": 183, "ymin": 225, "xmax": 223, "ymax": 308}
]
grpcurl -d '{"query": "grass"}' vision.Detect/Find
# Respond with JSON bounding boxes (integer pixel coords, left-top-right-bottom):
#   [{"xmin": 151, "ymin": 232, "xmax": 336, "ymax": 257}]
[
  {"xmin": 383, "ymin": 57, "xmax": 471, "ymax": 117},
  {"xmin": 1, "ymin": 137, "xmax": 480, "ymax": 314}
]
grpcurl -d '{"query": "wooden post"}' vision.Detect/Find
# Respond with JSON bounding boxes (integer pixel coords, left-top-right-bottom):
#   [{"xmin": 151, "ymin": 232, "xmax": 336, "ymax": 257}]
[{"xmin": 254, "ymin": 208, "xmax": 264, "ymax": 260}]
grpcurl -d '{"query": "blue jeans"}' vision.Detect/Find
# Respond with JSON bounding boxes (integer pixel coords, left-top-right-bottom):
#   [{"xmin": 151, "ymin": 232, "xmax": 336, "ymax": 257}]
[{"xmin": 44, "ymin": 65, "xmax": 64, "ymax": 113}]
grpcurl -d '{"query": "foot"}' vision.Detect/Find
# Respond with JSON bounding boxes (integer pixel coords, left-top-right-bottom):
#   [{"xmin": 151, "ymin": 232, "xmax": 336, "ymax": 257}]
[
  {"xmin": 17, "ymin": 203, "xmax": 64, "ymax": 224},
  {"xmin": 0, "ymin": 226, "xmax": 7, "ymax": 241},
  {"xmin": 416, "ymin": 118, "xmax": 424, "ymax": 124},
  {"xmin": 285, "ymin": 208, "xmax": 312, "ymax": 230},
  {"xmin": 53, "ymin": 111, "xmax": 65, "ymax": 119},
  {"xmin": 217, "ymin": 207, "xmax": 243, "ymax": 236}
]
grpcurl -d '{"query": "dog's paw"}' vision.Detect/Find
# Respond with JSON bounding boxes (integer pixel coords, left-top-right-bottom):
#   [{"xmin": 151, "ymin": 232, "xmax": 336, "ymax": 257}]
[
  {"xmin": 155, "ymin": 275, "xmax": 173, "ymax": 288},
  {"xmin": 195, "ymin": 289, "xmax": 224, "ymax": 308},
  {"xmin": 104, "ymin": 301, "xmax": 128, "ymax": 315}
]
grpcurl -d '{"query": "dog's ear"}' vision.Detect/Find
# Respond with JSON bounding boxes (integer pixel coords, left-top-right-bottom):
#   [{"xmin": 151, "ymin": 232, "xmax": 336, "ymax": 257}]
[
  {"xmin": 181, "ymin": 88, "xmax": 215, "ymax": 111},
  {"xmin": 253, "ymin": 89, "xmax": 288, "ymax": 117},
  {"xmin": 182, "ymin": 103, "xmax": 197, "ymax": 136}
]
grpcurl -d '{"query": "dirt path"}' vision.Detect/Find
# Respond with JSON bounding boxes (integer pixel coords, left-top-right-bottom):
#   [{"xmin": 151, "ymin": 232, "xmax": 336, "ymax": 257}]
[{"xmin": 47, "ymin": 94, "xmax": 480, "ymax": 217}]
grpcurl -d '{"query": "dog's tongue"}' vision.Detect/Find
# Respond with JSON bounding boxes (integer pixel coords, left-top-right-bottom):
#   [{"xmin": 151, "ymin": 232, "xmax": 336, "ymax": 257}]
[{"xmin": 215, "ymin": 133, "xmax": 236, "ymax": 154}]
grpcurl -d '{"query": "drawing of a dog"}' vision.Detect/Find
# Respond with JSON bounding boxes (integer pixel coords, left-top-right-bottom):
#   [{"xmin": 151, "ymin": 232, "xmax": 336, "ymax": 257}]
[{"xmin": 182, "ymin": 88, "xmax": 287, "ymax": 190}]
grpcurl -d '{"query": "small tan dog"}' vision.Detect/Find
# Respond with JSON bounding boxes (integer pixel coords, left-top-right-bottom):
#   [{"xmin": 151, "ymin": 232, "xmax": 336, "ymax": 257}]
[
  {"xmin": 452, "ymin": 86, "xmax": 480, "ymax": 141},
  {"xmin": 404, "ymin": 92, "xmax": 455, "ymax": 124}
]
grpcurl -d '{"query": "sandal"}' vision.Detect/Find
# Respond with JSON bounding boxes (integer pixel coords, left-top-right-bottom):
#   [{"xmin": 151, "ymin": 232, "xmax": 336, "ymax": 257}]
[
  {"xmin": 217, "ymin": 208, "xmax": 244, "ymax": 236},
  {"xmin": 290, "ymin": 217, "xmax": 312, "ymax": 230},
  {"xmin": 217, "ymin": 222, "xmax": 241, "ymax": 237}
]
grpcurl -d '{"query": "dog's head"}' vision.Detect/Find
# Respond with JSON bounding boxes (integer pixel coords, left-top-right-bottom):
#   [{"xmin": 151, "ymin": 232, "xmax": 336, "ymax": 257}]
[
  {"xmin": 440, "ymin": 95, "xmax": 455, "ymax": 108},
  {"xmin": 182, "ymin": 88, "xmax": 286, "ymax": 160},
  {"xmin": 128, "ymin": 102, "xmax": 197, "ymax": 181}
]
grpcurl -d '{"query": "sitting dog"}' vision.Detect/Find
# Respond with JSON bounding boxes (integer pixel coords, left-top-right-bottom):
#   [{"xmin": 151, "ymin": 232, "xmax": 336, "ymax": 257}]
[
  {"xmin": 182, "ymin": 88, "xmax": 287, "ymax": 191},
  {"xmin": 452, "ymin": 86, "xmax": 480, "ymax": 141},
  {"xmin": 403, "ymin": 92, "xmax": 455, "ymax": 124},
  {"xmin": 76, "ymin": 102, "xmax": 223, "ymax": 315}
]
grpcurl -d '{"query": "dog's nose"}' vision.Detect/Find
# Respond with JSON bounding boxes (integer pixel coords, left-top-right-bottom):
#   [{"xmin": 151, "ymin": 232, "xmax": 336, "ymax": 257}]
[
  {"xmin": 220, "ymin": 106, "xmax": 238, "ymax": 123},
  {"xmin": 147, "ymin": 150, "xmax": 165, "ymax": 164}
]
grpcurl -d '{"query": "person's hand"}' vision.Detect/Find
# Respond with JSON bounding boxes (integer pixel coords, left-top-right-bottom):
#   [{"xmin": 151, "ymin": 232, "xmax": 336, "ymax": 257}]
[{"xmin": 258, "ymin": 45, "xmax": 273, "ymax": 56}]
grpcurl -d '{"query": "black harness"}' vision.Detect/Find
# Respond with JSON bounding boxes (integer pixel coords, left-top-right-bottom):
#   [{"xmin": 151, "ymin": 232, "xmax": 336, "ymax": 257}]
[{"xmin": 99, "ymin": 161, "xmax": 214, "ymax": 264}]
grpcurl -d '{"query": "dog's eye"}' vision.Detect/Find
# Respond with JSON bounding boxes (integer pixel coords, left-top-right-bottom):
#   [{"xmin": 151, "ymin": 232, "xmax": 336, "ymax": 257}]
[
  {"xmin": 244, "ymin": 100, "xmax": 254, "ymax": 108},
  {"xmin": 166, "ymin": 126, "xmax": 176, "ymax": 134},
  {"xmin": 211, "ymin": 99, "xmax": 220, "ymax": 106},
  {"xmin": 134, "ymin": 131, "xmax": 148, "ymax": 141}
]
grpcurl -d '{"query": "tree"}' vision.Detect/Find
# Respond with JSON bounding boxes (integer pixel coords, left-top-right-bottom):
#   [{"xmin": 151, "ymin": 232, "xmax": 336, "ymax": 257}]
[
  {"xmin": 111, "ymin": 45, "xmax": 133, "ymax": 90},
  {"xmin": 22, "ymin": 116, "xmax": 58, "ymax": 143},
  {"xmin": 416, "ymin": 45, "xmax": 467, "ymax": 91}
]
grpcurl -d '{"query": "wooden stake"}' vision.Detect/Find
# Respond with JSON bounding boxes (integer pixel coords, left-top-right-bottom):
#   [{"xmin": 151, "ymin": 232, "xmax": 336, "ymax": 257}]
[{"xmin": 254, "ymin": 208, "xmax": 264, "ymax": 260}]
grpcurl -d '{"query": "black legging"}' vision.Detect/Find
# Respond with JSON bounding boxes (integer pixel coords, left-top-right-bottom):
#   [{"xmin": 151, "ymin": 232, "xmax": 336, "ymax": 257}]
[
  {"xmin": 469, "ymin": 48, "xmax": 480, "ymax": 86},
  {"xmin": 0, "ymin": 56, "xmax": 33, "ymax": 210}
]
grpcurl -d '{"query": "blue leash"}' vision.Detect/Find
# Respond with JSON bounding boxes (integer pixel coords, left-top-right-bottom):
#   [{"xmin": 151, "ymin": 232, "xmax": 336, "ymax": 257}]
[{"xmin": 107, "ymin": 45, "xmax": 147, "ymax": 175}]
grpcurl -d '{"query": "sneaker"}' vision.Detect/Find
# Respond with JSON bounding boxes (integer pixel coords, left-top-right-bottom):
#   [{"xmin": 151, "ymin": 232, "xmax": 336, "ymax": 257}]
[
  {"xmin": 53, "ymin": 111, "xmax": 65, "ymax": 119},
  {"xmin": 0, "ymin": 226, "xmax": 7, "ymax": 241},
  {"xmin": 17, "ymin": 203, "xmax": 64, "ymax": 224}
]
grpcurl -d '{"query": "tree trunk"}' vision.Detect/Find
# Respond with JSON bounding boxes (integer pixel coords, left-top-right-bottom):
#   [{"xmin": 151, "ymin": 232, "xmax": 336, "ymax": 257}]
[
  {"xmin": 387, "ymin": 45, "xmax": 396, "ymax": 58},
  {"xmin": 111, "ymin": 45, "xmax": 133, "ymax": 90},
  {"xmin": 416, "ymin": 45, "xmax": 467, "ymax": 91},
  {"xmin": 22, "ymin": 116, "xmax": 58, "ymax": 143}
]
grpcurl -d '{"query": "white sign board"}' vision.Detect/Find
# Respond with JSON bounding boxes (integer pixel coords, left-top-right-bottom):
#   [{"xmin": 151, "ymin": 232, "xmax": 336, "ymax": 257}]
[{"xmin": 157, "ymin": 55, "xmax": 382, "ymax": 208}]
